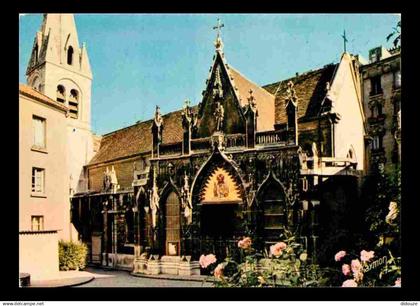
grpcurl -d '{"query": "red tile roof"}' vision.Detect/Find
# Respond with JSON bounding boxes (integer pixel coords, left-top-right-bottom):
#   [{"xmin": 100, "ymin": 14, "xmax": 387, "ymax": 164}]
[{"xmin": 87, "ymin": 109, "xmax": 185, "ymax": 166}]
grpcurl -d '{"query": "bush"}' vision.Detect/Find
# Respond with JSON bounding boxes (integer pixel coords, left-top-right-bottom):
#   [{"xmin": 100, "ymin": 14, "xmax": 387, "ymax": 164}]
[{"xmin": 59, "ymin": 240, "xmax": 88, "ymax": 271}]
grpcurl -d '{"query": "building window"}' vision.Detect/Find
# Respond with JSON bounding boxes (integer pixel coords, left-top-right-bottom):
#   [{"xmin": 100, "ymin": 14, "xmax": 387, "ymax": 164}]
[
  {"xmin": 31, "ymin": 216, "xmax": 44, "ymax": 231},
  {"xmin": 32, "ymin": 116, "xmax": 46, "ymax": 149},
  {"xmin": 370, "ymin": 76, "xmax": 382, "ymax": 96},
  {"xmin": 371, "ymin": 104, "xmax": 383, "ymax": 118},
  {"xmin": 56, "ymin": 85, "xmax": 66, "ymax": 103},
  {"xmin": 32, "ymin": 168, "xmax": 45, "ymax": 194},
  {"xmin": 371, "ymin": 135, "xmax": 383, "ymax": 150},
  {"xmin": 394, "ymin": 71, "xmax": 401, "ymax": 89},
  {"xmin": 69, "ymin": 89, "xmax": 79, "ymax": 119},
  {"xmin": 67, "ymin": 46, "xmax": 74, "ymax": 65}
]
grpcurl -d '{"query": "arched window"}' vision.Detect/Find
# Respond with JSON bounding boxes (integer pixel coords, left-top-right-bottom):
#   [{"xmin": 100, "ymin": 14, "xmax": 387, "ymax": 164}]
[
  {"xmin": 67, "ymin": 46, "xmax": 74, "ymax": 65},
  {"xmin": 164, "ymin": 191, "xmax": 181, "ymax": 256},
  {"xmin": 68, "ymin": 89, "xmax": 79, "ymax": 119},
  {"xmin": 56, "ymin": 85, "xmax": 65, "ymax": 103}
]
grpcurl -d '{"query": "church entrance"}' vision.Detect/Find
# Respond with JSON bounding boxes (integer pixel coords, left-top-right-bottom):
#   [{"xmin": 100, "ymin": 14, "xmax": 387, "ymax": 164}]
[{"xmin": 200, "ymin": 203, "xmax": 242, "ymax": 262}]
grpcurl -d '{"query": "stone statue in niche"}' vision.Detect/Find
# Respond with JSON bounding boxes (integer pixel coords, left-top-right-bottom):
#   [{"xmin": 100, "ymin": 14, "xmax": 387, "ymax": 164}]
[
  {"xmin": 213, "ymin": 173, "xmax": 229, "ymax": 198},
  {"xmin": 181, "ymin": 172, "xmax": 192, "ymax": 225},
  {"xmin": 214, "ymin": 101, "xmax": 224, "ymax": 131}
]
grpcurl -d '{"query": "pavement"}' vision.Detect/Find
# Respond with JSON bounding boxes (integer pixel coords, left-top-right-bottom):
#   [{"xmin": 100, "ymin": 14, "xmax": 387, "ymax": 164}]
[
  {"xmin": 28, "ymin": 267, "xmax": 214, "ymax": 287},
  {"xmin": 29, "ymin": 270, "xmax": 95, "ymax": 287}
]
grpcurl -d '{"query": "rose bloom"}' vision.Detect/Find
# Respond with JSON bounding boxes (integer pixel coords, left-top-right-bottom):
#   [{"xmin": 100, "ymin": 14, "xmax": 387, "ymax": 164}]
[
  {"xmin": 199, "ymin": 254, "xmax": 217, "ymax": 268},
  {"xmin": 360, "ymin": 250, "xmax": 375, "ymax": 262},
  {"xmin": 394, "ymin": 278, "xmax": 401, "ymax": 287},
  {"xmin": 270, "ymin": 242, "xmax": 287, "ymax": 257},
  {"xmin": 214, "ymin": 263, "xmax": 224, "ymax": 279},
  {"xmin": 342, "ymin": 279, "xmax": 358, "ymax": 287},
  {"xmin": 238, "ymin": 237, "xmax": 252, "ymax": 249},
  {"xmin": 334, "ymin": 250, "xmax": 347, "ymax": 262},
  {"xmin": 342, "ymin": 264, "xmax": 351, "ymax": 276}
]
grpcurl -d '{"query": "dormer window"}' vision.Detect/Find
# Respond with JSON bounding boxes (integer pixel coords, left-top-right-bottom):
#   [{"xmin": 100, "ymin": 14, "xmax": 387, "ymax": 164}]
[
  {"xmin": 69, "ymin": 89, "xmax": 79, "ymax": 119},
  {"xmin": 56, "ymin": 85, "xmax": 65, "ymax": 103},
  {"xmin": 67, "ymin": 46, "xmax": 74, "ymax": 65}
]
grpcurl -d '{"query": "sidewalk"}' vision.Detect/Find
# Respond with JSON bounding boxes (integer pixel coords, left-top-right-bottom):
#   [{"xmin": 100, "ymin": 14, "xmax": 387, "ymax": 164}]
[
  {"xmin": 29, "ymin": 270, "xmax": 95, "ymax": 288},
  {"xmin": 130, "ymin": 272, "xmax": 215, "ymax": 283}
]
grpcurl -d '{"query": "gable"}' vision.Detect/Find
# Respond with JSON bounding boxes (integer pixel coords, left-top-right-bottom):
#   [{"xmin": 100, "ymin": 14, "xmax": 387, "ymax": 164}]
[
  {"xmin": 196, "ymin": 52, "xmax": 246, "ymax": 137},
  {"xmin": 264, "ymin": 64, "xmax": 337, "ymax": 126}
]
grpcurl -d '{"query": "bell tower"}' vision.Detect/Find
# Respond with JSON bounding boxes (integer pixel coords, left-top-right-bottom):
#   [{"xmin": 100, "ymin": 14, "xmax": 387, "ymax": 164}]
[{"xmin": 26, "ymin": 13, "xmax": 94, "ymax": 194}]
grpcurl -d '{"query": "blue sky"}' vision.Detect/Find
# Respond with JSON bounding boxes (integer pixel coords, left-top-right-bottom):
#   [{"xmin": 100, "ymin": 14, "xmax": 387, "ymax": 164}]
[{"xmin": 19, "ymin": 14, "xmax": 400, "ymax": 135}]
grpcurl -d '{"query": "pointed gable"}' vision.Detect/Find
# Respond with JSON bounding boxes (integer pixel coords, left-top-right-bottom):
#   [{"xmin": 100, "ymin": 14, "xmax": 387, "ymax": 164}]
[
  {"xmin": 196, "ymin": 51, "xmax": 246, "ymax": 137},
  {"xmin": 264, "ymin": 64, "xmax": 337, "ymax": 126}
]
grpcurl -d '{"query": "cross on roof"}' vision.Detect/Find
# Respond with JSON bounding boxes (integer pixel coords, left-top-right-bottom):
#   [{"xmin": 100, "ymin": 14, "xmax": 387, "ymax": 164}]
[
  {"xmin": 213, "ymin": 18, "xmax": 224, "ymax": 38},
  {"xmin": 342, "ymin": 30, "xmax": 348, "ymax": 53}
]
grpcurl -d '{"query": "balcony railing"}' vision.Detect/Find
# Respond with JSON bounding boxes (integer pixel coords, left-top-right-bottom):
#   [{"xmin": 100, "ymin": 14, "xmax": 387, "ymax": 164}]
[
  {"xmin": 225, "ymin": 133, "xmax": 246, "ymax": 148},
  {"xmin": 159, "ymin": 142, "xmax": 182, "ymax": 156},
  {"xmin": 256, "ymin": 130, "xmax": 288, "ymax": 146}
]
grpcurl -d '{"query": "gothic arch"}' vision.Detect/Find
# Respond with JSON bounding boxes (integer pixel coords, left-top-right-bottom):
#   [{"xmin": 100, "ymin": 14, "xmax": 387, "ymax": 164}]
[
  {"xmin": 190, "ymin": 148, "xmax": 247, "ymax": 207},
  {"xmin": 159, "ymin": 179, "xmax": 182, "ymax": 256},
  {"xmin": 256, "ymin": 170, "xmax": 288, "ymax": 243}
]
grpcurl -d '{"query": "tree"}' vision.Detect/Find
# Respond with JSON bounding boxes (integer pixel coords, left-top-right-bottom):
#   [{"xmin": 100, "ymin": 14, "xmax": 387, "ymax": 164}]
[{"xmin": 386, "ymin": 20, "xmax": 401, "ymax": 48}]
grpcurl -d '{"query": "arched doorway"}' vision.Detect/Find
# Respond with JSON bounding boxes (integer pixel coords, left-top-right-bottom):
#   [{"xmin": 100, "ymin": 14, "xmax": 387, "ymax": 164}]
[
  {"xmin": 257, "ymin": 172, "xmax": 288, "ymax": 246},
  {"xmin": 164, "ymin": 191, "xmax": 181, "ymax": 256}
]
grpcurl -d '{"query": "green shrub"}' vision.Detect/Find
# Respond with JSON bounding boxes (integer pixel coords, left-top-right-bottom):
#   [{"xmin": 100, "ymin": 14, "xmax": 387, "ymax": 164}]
[{"xmin": 59, "ymin": 240, "xmax": 88, "ymax": 271}]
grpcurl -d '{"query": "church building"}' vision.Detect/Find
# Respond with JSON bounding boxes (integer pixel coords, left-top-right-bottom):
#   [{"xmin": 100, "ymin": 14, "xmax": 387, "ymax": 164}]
[{"xmin": 23, "ymin": 14, "xmax": 368, "ymax": 276}]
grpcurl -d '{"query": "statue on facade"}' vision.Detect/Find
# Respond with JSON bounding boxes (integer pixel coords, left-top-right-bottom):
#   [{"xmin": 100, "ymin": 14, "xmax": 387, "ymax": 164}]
[
  {"xmin": 154, "ymin": 105, "xmax": 164, "ymax": 143},
  {"xmin": 103, "ymin": 167, "xmax": 111, "ymax": 192},
  {"xmin": 213, "ymin": 173, "xmax": 229, "ymax": 198},
  {"xmin": 150, "ymin": 167, "xmax": 160, "ymax": 229},
  {"xmin": 285, "ymin": 81, "xmax": 298, "ymax": 105},
  {"xmin": 214, "ymin": 101, "xmax": 224, "ymax": 131},
  {"xmin": 180, "ymin": 172, "xmax": 192, "ymax": 225}
]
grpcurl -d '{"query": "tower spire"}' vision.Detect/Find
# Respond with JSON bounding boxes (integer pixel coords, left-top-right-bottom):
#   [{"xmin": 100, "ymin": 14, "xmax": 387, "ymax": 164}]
[{"xmin": 213, "ymin": 18, "xmax": 225, "ymax": 51}]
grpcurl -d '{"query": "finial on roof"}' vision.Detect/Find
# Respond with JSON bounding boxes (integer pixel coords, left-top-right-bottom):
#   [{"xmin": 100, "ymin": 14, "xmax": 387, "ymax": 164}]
[
  {"xmin": 213, "ymin": 18, "xmax": 225, "ymax": 51},
  {"xmin": 247, "ymin": 89, "xmax": 257, "ymax": 109}
]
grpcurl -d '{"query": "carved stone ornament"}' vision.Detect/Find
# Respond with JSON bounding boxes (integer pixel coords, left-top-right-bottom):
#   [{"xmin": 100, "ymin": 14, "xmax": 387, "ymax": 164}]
[
  {"xmin": 285, "ymin": 81, "xmax": 298, "ymax": 106},
  {"xmin": 150, "ymin": 167, "xmax": 160, "ymax": 229},
  {"xmin": 180, "ymin": 172, "xmax": 192, "ymax": 225},
  {"xmin": 213, "ymin": 101, "xmax": 225, "ymax": 131}
]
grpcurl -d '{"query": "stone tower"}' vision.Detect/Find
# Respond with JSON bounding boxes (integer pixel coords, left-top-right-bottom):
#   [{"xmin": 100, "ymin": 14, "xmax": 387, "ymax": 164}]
[{"xmin": 26, "ymin": 13, "xmax": 94, "ymax": 195}]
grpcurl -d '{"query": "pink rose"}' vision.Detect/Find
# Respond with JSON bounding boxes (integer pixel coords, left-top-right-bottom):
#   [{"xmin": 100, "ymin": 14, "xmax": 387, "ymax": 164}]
[
  {"xmin": 214, "ymin": 263, "xmax": 224, "ymax": 279},
  {"xmin": 342, "ymin": 279, "xmax": 358, "ymax": 287},
  {"xmin": 342, "ymin": 264, "xmax": 351, "ymax": 276},
  {"xmin": 334, "ymin": 250, "xmax": 346, "ymax": 262},
  {"xmin": 360, "ymin": 250, "xmax": 375, "ymax": 262},
  {"xmin": 270, "ymin": 242, "xmax": 287, "ymax": 257},
  {"xmin": 199, "ymin": 254, "xmax": 217, "ymax": 268},
  {"xmin": 394, "ymin": 278, "xmax": 401, "ymax": 287},
  {"xmin": 238, "ymin": 237, "xmax": 252, "ymax": 249}
]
